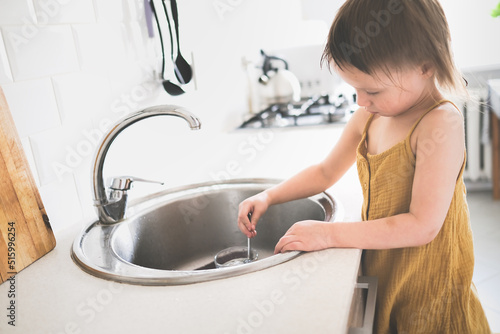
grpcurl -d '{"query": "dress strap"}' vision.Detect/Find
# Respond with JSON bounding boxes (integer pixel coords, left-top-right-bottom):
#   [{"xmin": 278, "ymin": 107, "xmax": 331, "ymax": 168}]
[
  {"xmin": 362, "ymin": 113, "xmax": 375, "ymax": 136},
  {"xmin": 407, "ymin": 99, "xmax": 456, "ymax": 138}
]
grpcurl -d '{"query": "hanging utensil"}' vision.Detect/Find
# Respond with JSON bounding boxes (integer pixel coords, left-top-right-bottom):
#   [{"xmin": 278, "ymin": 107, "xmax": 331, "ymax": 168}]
[
  {"xmin": 144, "ymin": 0, "xmax": 154, "ymax": 37},
  {"xmin": 160, "ymin": 0, "xmax": 185, "ymax": 85},
  {"xmin": 168, "ymin": 0, "xmax": 192, "ymax": 84},
  {"xmin": 149, "ymin": 0, "xmax": 184, "ymax": 96}
]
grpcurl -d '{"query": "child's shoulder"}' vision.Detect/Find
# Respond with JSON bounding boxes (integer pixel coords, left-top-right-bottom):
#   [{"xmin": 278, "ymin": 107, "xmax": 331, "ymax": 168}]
[
  {"xmin": 418, "ymin": 101, "xmax": 463, "ymax": 132},
  {"xmin": 348, "ymin": 107, "xmax": 373, "ymax": 134},
  {"xmin": 412, "ymin": 101, "xmax": 465, "ymax": 153}
]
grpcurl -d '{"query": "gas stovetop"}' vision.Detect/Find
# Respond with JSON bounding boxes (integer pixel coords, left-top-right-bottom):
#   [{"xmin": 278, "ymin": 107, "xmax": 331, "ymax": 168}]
[{"xmin": 238, "ymin": 94, "xmax": 355, "ymax": 129}]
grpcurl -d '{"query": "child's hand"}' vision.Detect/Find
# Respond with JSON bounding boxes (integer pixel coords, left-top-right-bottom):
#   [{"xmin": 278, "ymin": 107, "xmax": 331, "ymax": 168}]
[
  {"xmin": 237, "ymin": 192, "xmax": 270, "ymax": 238},
  {"xmin": 274, "ymin": 220, "xmax": 332, "ymax": 254}
]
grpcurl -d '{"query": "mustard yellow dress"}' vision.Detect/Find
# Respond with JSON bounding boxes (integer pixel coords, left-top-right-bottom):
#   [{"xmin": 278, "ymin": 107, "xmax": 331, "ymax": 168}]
[{"xmin": 356, "ymin": 100, "xmax": 491, "ymax": 333}]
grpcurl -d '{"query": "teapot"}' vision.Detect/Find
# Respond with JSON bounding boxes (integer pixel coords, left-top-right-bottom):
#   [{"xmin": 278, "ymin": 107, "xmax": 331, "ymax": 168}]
[{"xmin": 258, "ymin": 50, "xmax": 301, "ymax": 106}]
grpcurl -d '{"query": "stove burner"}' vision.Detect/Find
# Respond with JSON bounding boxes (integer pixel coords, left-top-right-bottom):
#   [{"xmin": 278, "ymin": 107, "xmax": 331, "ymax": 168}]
[{"xmin": 238, "ymin": 94, "xmax": 353, "ymax": 129}]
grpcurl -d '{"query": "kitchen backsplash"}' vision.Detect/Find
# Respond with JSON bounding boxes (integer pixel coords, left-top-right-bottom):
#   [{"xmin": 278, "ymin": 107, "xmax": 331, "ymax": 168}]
[{"xmin": 0, "ymin": 0, "xmax": 329, "ymax": 233}]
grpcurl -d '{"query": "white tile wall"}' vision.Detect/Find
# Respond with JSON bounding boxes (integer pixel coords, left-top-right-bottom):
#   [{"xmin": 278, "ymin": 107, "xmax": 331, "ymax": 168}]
[
  {"xmin": 32, "ymin": 0, "xmax": 95, "ymax": 24},
  {"xmin": 1, "ymin": 78, "xmax": 61, "ymax": 137},
  {"xmin": 52, "ymin": 72, "xmax": 112, "ymax": 123},
  {"xmin": 29, "ymin": 117, "xmax": 94, "ymax": 185},
  {"xmin": 38, "ymin": 174, "xmax": 84, "ymax": 232},
  {"xmin": 0, "ymin": 0, "xmax": 37, "ymax": 25},
  {"xmin": 93, "ymin": 0, "xmax": 125, "ymax": 23},
  {"xmin": 0, "ymin": 32, "xmax": 13, "ymax": 84},
  {"xmin": 123, "ymin": 0, "xmax": 144, "ymax": 21},
  {"xmin": 72, "ymin": 162, "xmax": 95, "ymax": 220},
  {"xmin": 123, "ymin": 21, "xmax": 156, "ymax": 62},
  {"xmin": 72, "ymin": 23, "xmax": 129, "ymax": 72},
  {"xmin": 20, "ymin": 136, "xmax": 40, "ymax": 186},
  {"xmin": 2, "ymin": 24, "xmax": 79, "ymax": 81},
  {"xmin": 106, "ymin": 60, "xmax": 157, "ymax": 101}
]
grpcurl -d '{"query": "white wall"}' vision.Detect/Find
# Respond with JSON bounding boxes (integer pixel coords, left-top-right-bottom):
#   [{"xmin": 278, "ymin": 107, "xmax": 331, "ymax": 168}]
[
  {"xmin": 0, "ymin": 0, "xmax": 328, "ymax": 233},
  {"xmin": 301, "ymin": 0, "xmax": 500, "ymax": 70},
  {"xmin": 440, "ymin": 0, "xmax": 500, "ymax": 70}
]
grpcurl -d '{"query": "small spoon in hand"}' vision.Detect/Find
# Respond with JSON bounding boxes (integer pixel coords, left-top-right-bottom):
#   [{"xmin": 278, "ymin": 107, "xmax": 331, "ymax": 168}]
[{"xmin": 247, "ymin": 237, "xmax": 251, "ymax": 262}]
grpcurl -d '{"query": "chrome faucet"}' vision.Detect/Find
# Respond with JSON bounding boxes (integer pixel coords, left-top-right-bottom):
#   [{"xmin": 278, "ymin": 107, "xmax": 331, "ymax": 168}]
[{"xmin": 92, "ymin": 105, "xmax": 201, "ymax": 224}]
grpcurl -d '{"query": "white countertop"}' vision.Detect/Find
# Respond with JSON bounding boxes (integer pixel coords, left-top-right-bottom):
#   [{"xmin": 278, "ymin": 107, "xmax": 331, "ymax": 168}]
[{"xmin": 0, "ymin": 124, "xmax": 364, "ymax": 334}]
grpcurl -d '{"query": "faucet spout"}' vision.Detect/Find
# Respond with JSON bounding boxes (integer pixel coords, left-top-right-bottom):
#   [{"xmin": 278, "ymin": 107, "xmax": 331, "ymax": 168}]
[{"xmin": 92, "ymin": 105, "xmax": 201, "ymax": 224}]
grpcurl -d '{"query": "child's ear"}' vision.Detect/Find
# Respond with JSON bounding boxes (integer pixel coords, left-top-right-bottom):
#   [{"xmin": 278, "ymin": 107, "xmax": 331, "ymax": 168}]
[{"xmin": 420, "ymin": 62, "xmax": 435, "ymax": 79}]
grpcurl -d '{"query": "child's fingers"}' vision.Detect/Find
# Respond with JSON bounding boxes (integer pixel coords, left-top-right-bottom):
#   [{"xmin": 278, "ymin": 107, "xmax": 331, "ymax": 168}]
[
  {"xmin": 238, "ymin": 194, "xmax": 269, "ymax": 238},
  {"xmin": 237, "ymin": 206, "xmax": 255, "ymax": 237},
  {"xmin": 246, "ymin": 211, "xmax": 263, "ymax": 237}
]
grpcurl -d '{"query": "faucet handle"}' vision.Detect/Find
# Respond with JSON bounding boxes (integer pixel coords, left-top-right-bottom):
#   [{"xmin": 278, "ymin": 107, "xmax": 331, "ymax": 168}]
[{"xmin": 109, "ymin": 176, "xmax": 164, "ymax": 191}]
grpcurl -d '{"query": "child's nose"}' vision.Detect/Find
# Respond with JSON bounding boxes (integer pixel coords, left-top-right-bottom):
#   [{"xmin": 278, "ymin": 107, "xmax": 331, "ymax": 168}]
[{"xmin": 356, "ymin": 91, "xmax": 371, "ymax": 108}]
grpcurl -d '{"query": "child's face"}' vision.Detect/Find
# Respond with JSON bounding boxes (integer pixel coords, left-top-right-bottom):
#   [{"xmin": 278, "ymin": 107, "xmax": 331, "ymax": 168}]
[{"xmin": 335, "ymin": 64, "xmax": 434, "ymax": 117}]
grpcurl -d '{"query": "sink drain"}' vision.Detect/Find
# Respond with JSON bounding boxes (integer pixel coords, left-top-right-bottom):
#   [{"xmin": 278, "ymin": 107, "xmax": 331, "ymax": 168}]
[{"xmin": 214, "ymin": 246, "xmax": 258, "ymax": 268}]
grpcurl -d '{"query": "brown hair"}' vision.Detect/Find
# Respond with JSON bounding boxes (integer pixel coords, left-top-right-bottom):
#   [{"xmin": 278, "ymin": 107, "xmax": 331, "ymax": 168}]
[{"xmin": 321, "ymin": 0, "xmax": 465, "ymax": 95}]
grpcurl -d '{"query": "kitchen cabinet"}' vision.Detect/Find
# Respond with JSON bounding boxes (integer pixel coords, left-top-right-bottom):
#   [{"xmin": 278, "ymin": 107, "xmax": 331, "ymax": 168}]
[{"xmin": 348, "ymin": 276, "xmax": 377, "ymax": 334}]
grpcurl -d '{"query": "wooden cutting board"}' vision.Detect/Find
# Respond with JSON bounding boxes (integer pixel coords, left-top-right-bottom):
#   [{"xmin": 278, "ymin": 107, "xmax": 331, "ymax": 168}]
[{"xmin": 0, "ymin": 87, "xmax": 56, "ymax": 284}]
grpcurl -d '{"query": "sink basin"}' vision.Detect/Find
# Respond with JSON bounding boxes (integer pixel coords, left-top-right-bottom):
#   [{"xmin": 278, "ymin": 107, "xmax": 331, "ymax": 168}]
[{"xmin": 71, "ymin": 179, "xmax": 340, "ymax": 285}]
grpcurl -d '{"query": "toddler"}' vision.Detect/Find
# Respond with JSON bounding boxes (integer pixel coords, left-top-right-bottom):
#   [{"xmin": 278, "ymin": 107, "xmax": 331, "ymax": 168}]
[{"xmin": 237, "ymin": 0, "xmax": 491, "ymax": 332}]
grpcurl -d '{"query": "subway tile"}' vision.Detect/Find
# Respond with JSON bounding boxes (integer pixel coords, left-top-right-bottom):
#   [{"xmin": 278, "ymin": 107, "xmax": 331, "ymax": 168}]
[
  {"xmin": 107, "ymin": 60, "xmax": 157, "ymax": 102},
  {"xmin": 72, "ymin": 165, "xmax": 97, "ymax": 220},
  {"xmin": 93, "ymin": 0, "xmax": 125, "ymax": 23},
  {"xmin": 1, "ymin": 79, "xmax": 61, "ymax": 138},
  {"xmin": 26, "ymin": 126, "xmax": 64, "ymax": 186},
  {"xmin": 52, "ymin": 72, "xmax": 113, "ymax": 124},
  {"xmin": 2, "ymin": 24, "xmax": 79, "ymax": 81},
  {"xmin": 32, "ymin": 0, "xmax": 96, "ymax": 24},
  {"xmin": 38, "ymin": 174, "xmax": 84, "ymax": 233},
  {"xmin": 0, "ymin": 0, "xmax": 37, "ymax": 25},
  {"xmin": 29, "ymin": 118, "xmax": 96, "ymax": 186},
  {"xmin": 0, "ymin": 31, "xmax": 13, "ymax": 84},
  {"xmin": 72, "ymin": 23, "xmax": 129, "ymax": 72},
  {"xmin": 123, "ymin": 21, "xmax": 153, "ymax": 61},
  {"xmin": 123, "ymin": 0, "xmax": 144, "ymax": 21},
  {"xmin": 20, "ymin": 136, "xmax": 41, "ymax": 187}
]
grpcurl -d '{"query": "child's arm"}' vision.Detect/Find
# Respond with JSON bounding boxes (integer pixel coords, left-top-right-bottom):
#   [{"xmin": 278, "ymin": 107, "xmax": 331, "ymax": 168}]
[
  {"xmin": 237, "ymin": 108, "xmax": 369, "ymax": 238},
  {"xmin": 274, "ymin": 105, "xmax": 465, "ymax": 252}
]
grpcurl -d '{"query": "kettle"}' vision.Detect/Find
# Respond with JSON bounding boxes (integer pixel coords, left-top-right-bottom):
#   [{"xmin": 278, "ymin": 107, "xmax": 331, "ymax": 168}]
[{"xmin": 258, "ymin": 50, "xmax": 301, "ymax": 106}]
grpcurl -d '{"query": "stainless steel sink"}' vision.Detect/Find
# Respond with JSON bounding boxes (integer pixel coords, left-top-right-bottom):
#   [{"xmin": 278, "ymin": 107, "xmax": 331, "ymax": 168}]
[{"xmin": 71, "ymin": 179, "xmax": 339, "ymax": 285}]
